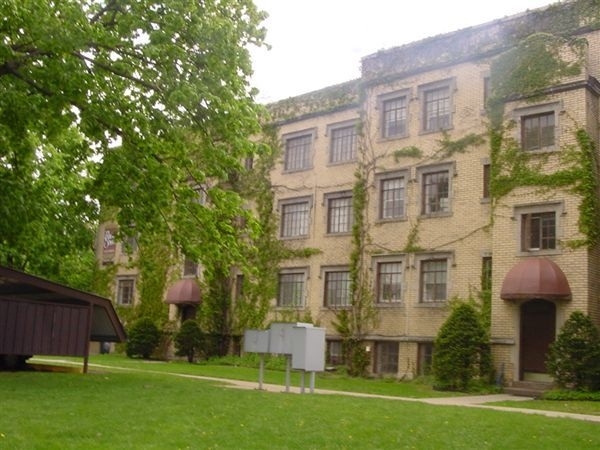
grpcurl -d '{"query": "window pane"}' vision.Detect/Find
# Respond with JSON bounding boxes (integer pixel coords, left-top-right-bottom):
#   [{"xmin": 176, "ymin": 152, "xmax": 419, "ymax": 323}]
[
  {"xmin": 522, "ymin": 212, "xmax": 556, "ymax": 250},
  {"xmin": 420, "ymin": 260, "xmax": 447, "ymax": 302},
  {"xmin": 522, "ymin": 112, "xmax": 555, "ymax": 151},
  {"xmin": 285, "ymin": 135, "xmax": 311, "ymax": 170},
  {"xmin": 281, "ymin": 201, "xmax": 309, "ymax": 237},
  {"xmin": 117, "ymin": 279, "xmax": 134, "ymax": 306},
  {"xmin": 330, "ymin": 126, "xmax": 357, "ymax": 163},
  {"xmin": 325, "ymin": 271, "xmax": 351, "ymax": 307},
  {"xmin": 377, "ymin": 262, "xmax": 402, "ymax": 302},
  {"xmin": 383, "ymin": 97, "xmax": 407, "ymax": 138},
  {"xmin": 424, "ymin": 87, "xmax": 450, "ymax": 131},
  {"xmin": 328, "ymin": 196, "xmax": 353, "ymax": 233},
  {"xmin": 422, "ymin": 171, "xmax": 449, "ymax": 214},
  {"xmin": 375, "ymin": 342, "xmax": 399, "ymax": 374},
  {"xmin": 381, "ymin": 177, "xmax": 405, "ymax": 219},
  {"xmin": 278, "ymin": 273, "xmax": 305, "ymax": 307}
]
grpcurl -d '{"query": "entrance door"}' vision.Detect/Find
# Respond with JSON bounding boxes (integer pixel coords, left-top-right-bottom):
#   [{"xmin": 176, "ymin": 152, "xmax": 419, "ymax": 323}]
[{"xmin": 520, "ymin": 299, "xmax": 556, "ymax": 376}]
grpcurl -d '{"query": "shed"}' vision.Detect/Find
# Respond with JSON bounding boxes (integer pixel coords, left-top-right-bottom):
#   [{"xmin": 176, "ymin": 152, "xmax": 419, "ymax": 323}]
[{"xmin": 0, "ymin": 265, "xmax": 126, "ymax": 372}]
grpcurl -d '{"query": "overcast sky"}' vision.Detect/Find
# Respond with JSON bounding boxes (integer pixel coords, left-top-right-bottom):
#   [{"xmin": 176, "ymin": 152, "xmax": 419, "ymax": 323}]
[{"xmin": 250, "ymin": 0, "xmax": 556, "ymax": 103}]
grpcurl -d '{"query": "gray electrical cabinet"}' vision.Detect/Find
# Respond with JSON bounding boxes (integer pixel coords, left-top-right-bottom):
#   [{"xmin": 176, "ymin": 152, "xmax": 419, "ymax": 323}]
[
  {"xmin": 291, "ymin": 326, "xmax": 326, "ymax": 371},
  {"xmin": 243, "ymin": 329, "xmax": 270, "ymax": 354}
]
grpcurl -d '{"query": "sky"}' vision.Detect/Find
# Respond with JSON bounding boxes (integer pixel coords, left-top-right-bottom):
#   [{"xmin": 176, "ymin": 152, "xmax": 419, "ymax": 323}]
[{"xmin": 250, "ymin": 0, "xmax": 557, "ymax": 103}]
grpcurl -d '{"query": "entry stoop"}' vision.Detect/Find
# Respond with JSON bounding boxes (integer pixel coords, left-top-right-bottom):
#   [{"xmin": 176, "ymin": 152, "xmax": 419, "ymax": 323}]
[{"xmin": 504, "ymin": 381, "xmax": 553, "ymax": 398}]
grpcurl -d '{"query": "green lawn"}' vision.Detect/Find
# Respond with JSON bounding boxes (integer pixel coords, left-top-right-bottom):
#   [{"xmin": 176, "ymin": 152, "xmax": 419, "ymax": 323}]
[{"xmin": 1, "ymin": 362, "xmax": 600, "ymax": 449}]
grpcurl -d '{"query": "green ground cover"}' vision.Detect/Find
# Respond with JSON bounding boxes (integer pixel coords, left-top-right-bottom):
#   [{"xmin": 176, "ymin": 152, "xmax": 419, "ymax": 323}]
[{"xmin": 2, "ymin": 369, "xmax": 599, "ymax": 450}]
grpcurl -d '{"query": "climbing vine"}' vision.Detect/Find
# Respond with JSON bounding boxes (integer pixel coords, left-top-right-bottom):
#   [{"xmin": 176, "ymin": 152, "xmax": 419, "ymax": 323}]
[{"xmin": 487, "ymin": 30, "xmax": 600, "ymax": 248}]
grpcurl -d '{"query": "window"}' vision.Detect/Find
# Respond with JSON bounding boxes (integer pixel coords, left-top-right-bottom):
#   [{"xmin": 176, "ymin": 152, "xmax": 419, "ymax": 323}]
[
  {"xmin": 418, "ymin": 343, "xmax": 434, "ymax": 376},
  {"xmin": 382, "ymin": 96, "xmax": 408, "ymax": 138},
  {"xmin": 380, "ymin": 176, "xmax": 405, "ymax": 220},
  {"xmin": 522, "ymin": 112, "xmax": 555, "ymax": 151},
  {"xmin": 420, "ymin": 259, "xmax": 447, "ymax": 302},
  {"xmin": 183, "ymin": 257, "xmax": 199, "ymax": 277},
  {"xmin": 116, "ymin": 278, "xmax": 135, "ymax": 306},
  {"xmin": 329, "ymin": 124, "xmax": 358, "ymax": 163},
  {"xmin": 280, "ymin": 198, "xmax": 311, "ymax": 238},
  {"xmin": 422, "ymin": 170, "xmax": 449, "ymax": 214},
  {"xmin": 420, "ymin": 80, "xmax": 453, "ymax": 132},
  {"xmin": 277, "ymin": 271, "xmax": 306, "ymax": 307},
  {"xmin": 324, "ymin": 270, "xmax": 351, "ymax": 307},
  {"xmin": 327, "ymin": 340, "xmax": 344, "ymax": 365},
  {"xmin": 326, "ymin": 192, "xmax": 353, "ymax": 234},
  {"xmin": 482, "ymin": 163, "xmax": 491, "ymax": 200},
  {"xmin": 377, "ymin": 262, "xmax": 403, "ymax": 303},
  {"xmin": 521, "ymin": 212, "xmax": 556, "ymax": 251},
  {"xmin": 374, "ymin": 341, "xmax": 399, "ymax": 374},
  {"xmin": 284, "ymin": 133, "xmax": 312, "ymax": 171}
]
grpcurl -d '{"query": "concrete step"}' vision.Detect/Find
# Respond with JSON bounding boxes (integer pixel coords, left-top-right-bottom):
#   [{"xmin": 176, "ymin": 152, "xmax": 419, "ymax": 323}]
[{"xmin": 504, "ymin": 381, "xmax": 553, "ymax": 398}]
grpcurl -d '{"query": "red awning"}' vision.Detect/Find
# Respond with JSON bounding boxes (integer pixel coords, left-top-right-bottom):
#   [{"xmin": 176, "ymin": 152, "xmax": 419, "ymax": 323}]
[
  {"xmin": 500, "ymin": 257, "xmax": 571, "ymax": 301},
  {"xmin": 165, "ymin": 278, "xmax": 201, "ymax": 305}
]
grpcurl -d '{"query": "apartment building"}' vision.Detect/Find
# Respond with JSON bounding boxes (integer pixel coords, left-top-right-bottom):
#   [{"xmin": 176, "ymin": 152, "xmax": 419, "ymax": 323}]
[
  {"xmin": 98, "ymin": 1, "xmax": 600, "ymax": 384},
  {"xmin": 268, "ymin": 1, "xmax": 600, "ymax": 383}
]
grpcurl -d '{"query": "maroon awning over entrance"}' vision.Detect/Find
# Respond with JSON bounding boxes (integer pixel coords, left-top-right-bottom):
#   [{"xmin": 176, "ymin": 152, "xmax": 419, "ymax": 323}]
[
  {"xmin": 500, "ymin": 257, "xmax": 571, "ymax": 301},
  {"xmin": 165, "ymin": 278, "xmax": 201, "ymax": 305}
]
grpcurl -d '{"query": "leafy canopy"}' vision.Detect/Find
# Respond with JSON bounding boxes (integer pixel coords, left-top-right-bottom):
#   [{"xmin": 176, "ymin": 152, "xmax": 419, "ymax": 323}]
[{"xmin": 0, "ymin": 0, "xmax": 267, "ymax": 286}]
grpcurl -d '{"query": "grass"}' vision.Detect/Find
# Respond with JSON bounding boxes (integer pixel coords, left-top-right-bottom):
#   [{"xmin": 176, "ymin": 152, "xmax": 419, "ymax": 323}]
[
  {"xmin": 2, "ymin": 369, "xmax": 600, "ymax": 449},
  {"xmin": 32, "ymin": 354, "xmax": 455, "ymax": 399}
]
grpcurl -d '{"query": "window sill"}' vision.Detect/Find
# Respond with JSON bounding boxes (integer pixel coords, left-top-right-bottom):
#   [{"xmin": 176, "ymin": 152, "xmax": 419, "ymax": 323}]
[
  {"xmin": 419, "ymin": 126, "xmax": 453, "ymax": 136},
  {"xmin": 376, "ymin": 216, "xmax": 408, "ymax": 224},
  {"xmin": 327, "ymin": 159, "xmax": 357, "ymax": 167},
  {"xmin": 282, "ymin": 167, "xmax": 313, "ymax": 174},
  {"xmin": 415, "ymin": 301, "xmax": 447, "ymax": 308},
  {"xmin": 279, "ymin": 235, "xmax": 310, "ymax": 241},
  {"xmin": 325, "ymin": 232, "xmax": 353, "ymax": 237},
  {"xmin": 419, "ymin": 211, "xmax": 452, "ymax": 219},
  {"xmin": 274, "ymin": 306, "xmax": 306, "ymax": 310},
  {"xmin": 378, "ymin": 134, "xmax": 409, "ymax": 143},
  {"xmin": 518, "ymin": 249, "xmax": 561, "ymax": 257}
]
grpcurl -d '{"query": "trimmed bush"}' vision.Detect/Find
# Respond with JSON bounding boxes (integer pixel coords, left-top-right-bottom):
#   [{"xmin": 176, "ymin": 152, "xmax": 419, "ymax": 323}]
[
  {"xmin": 126, "ymin": 317, "xmax": 161, "ymax": 359},
  {"xmin": 433, "ymin": 302, "xmax": 491, "ymax": 391},
  {"xmin": 174, "ymin": 320, "xmax": 205, "ymax": 363},
  {"xmin": 546, "ymin": 311, "xmax": 600, "ymax": 391}
]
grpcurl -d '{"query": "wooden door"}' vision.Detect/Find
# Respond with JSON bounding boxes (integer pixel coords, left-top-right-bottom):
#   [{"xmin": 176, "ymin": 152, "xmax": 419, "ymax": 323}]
[{"xmin": 520, "ymin": 299, "xmax": 556, "ymax": 376}]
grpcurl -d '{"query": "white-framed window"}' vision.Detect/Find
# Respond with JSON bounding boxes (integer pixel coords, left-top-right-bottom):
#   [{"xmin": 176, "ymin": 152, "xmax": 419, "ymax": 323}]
[
  {"xmin": 419, "ymin": 79, "xmax": 454, "ymax": 132},
  {"xmin": 418, "ymin": 164, "xmax": 453, "ymax": 216},
  {"xmin": 116, "ymin": 278, "xmax": 135, "ymax": 306},
  {"xmin": 283, "ymin": 129, "xmax": 315, "ymax": 172},
  {"xmin": 516, "ymin": 203, "xmax": 563, "ymax": 253},
  {"xmin": 374, "ymin": 258, "xmax": 404, "ymax": 303},
  {"xmin": 323, "ymin": 269, "xmax": 351, "ymax": 308},
  {"xmin": 328, "ymin": 121, "xmax": 358, "ymax": 164},
  {"xmin": 377, "ymin": 171, "xmax": 407, "ymax": 220},
  {"xmin": 277, "ymin": 269, "xmax": 307, "ymax": 308},
  {"xmin": 513, "ymin": 102, "xmax": 561, "ymax": 152},
  {"xmin": 280, "ymin": 196, "xmax": 312, "ymax": 238},
  {"xmin": 419, "ymin": 258, "xmax": 448, "ymax": 303},
  {"xmin": 325, "ymin": 191, "xmax": 353, "ymax": 234},
  {"xmin": 374, "ymin": 341, "xmax": 399, "ymax": 375},
  {"xmin": 380, "ymin": 91, "xmax": 409, "ymax": 139}
]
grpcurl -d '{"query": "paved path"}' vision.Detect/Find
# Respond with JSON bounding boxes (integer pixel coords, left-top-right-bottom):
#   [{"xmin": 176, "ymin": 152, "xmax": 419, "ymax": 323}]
[{"xmin": 32, "ymin": 358, "xmax": 600, "ymax": 424}]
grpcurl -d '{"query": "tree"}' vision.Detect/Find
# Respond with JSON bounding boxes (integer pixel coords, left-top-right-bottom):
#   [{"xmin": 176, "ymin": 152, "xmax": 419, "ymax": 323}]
[
  {"xmin": 0, "ymin": 1, "xmax": 267, "ymax": 290},
  {"xmin": 547, "ymin": 311, "xmax": 600, "ymax": 391},
  {"xmin": 433, "ymin": 302, "xmax": 491, "ymax": 391},
  {"xmin": 174, "ymin": 320, "xmax": 205, "ymax": 363}
]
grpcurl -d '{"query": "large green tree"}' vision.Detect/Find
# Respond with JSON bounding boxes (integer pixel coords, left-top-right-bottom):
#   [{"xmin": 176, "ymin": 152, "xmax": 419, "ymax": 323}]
[{"xmin": 0, "ymin": 0, "xmax": 267, "ymax": 288}]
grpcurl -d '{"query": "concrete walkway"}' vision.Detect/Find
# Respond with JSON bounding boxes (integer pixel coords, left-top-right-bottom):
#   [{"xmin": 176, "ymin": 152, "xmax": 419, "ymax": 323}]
[{"xmin": 31, "ymin": 358, "xmax": 600, "ymax": 424}]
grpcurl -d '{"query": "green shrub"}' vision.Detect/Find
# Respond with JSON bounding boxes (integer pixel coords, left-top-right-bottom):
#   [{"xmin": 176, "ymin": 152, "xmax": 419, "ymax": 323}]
[
  {"xmin": 125, "ymin": 317, "xmax": 161, "ymax": 359},
  {"xmin": 546, "ymin": 311, "xmax": 600, "ymax": 391},
  {"xmin": 433, "ymin": 302, "xmax": 491, "ymax": 391},
  {"xmin": 174, "ymin": 320, "xmax": 205, "ymax": 363}
]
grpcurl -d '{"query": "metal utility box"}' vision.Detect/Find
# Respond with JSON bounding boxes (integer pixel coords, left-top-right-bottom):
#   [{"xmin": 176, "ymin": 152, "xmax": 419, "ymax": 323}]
[
  {"xmin": 243, "ymin": 329, "xmax": 270, "ymax": 354},
  {"xmin": 291, "ymin": 326, "xmax": 326, "ymax": 372},
  {"xmin": 269, "ymin": 322, "xmax": 312, "ymax": 355}
]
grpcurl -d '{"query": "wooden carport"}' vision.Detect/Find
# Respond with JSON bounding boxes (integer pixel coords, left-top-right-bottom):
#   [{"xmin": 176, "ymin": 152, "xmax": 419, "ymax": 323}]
[{"xmin": 0, "ymin": 265, "xmax": 126, "ymax": 373}]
